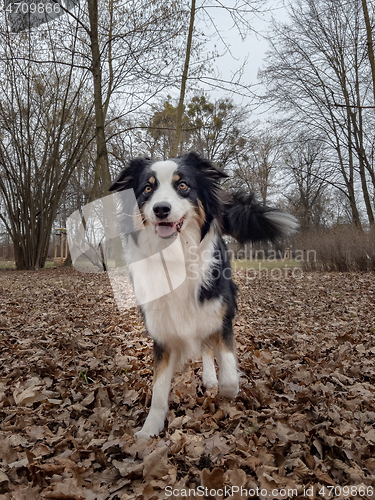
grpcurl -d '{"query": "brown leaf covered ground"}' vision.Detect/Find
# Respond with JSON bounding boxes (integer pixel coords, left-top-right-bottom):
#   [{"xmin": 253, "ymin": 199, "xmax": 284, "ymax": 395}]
[{"xmin": 0, "ymin": 268, "xmax": 374, "ymax": 500}]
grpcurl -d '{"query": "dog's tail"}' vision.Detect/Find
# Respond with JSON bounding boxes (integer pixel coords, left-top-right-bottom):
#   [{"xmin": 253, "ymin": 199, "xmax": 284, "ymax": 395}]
[{"xmin": 222, "ymin": 190, "xmax": 298, "ymax": 243}]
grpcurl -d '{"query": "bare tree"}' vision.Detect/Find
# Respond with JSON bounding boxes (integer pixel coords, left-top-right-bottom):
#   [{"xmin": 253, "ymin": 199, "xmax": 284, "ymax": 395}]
[
  {"xmin": 170, "ymin": 0, "xmax": 269, "ymax": 157},
  {"xmin": 186, "ymin": 95, "xmax": 250, "ymax": 169},
  {"xmin": 260, "ymin": 0, "xmax": 375, "ymax": 226},
  {"xmin": 231, "ymin": 128, "xmax": 283, "ymax": 204},
  {"xmin": 6, "ymin": 0, "xmax": 190, "ymax": 199},
  {"xmin": 361, "ymin": 0, "xmax": 375, "ymax": 105},
  {"xmin": 0, "ymin": 28, "xmax": 94, "ymax": 269},
  {"xmin": 0, "ymin": 0, "xmax": 191, "ymax": 268},
  {"xmin": 87, "ymin": 0, "xmax": 111, "ymax": 200},
  {"xmin": 170, "ymin": 0, "xmax": 196, "ymax": 157},
  {"xmin": 74, "ymin": 0, "xmax": 189, "ymax": 199},
  {"xmin": 282, "ymin": 134, "xmax": 330, "ymax": 230}
]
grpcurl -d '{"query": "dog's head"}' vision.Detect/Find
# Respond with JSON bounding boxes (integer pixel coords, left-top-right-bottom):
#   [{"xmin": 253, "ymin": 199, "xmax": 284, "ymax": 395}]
[{"xmin": 110, "ymin": 152, "xmax": 227, "ymax": 241}]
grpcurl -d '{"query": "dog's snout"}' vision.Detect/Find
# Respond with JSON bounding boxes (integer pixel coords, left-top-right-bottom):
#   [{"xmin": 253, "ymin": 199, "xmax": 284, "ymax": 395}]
[{"xmin": 153, "ymin": 202, "xmax": 171, "ymax": 219}]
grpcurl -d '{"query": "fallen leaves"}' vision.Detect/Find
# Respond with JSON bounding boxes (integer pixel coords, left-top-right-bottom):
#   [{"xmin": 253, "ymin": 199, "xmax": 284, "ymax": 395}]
[{"xmin": 0, "ymin": 268, "xmax": 374, "ymax": 498}]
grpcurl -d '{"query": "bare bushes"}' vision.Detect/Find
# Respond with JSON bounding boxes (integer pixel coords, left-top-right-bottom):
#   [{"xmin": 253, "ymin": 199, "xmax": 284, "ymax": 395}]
[{"xmin": 293, "ymin": 226, "xmax": 375, "ymax": 272}]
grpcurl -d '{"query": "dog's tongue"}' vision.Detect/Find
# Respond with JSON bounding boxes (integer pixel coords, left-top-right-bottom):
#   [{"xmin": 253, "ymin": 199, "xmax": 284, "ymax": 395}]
[{"xmin": 155, "ymin": 222, "xmax": 177, "ymax": 238}]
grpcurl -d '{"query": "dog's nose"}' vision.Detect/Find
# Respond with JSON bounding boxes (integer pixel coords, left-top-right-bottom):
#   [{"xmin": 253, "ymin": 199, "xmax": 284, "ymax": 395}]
[{"xmin": 153, "ymin": 202, "xmax": 171, "ymax": 219}]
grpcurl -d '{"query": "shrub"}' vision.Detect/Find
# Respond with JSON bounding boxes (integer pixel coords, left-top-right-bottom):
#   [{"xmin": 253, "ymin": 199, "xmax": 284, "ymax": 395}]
[{"xmin": 293, "ymin": 226, "xmax": 375, "ymax": 272}]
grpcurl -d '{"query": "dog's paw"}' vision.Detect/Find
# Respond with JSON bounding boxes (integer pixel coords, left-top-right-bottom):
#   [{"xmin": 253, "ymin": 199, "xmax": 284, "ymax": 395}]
[
  {"xmin": 202, "ymin": 373, "xmax": 218, "ymax": 389},
  {"xmin": 135, "ymin": 424, "xmax": 163, "ymax": 440},
  {"xmin": 134, "ymin": 428, "xmax": 156, "ymax": 440},
  {"xmin": 219, "ymin": 379, "xmax": 239, "ymax": 399},
  {"xmin": 135, "ymin": 410, "xmax": 166, "ymax": 439}
]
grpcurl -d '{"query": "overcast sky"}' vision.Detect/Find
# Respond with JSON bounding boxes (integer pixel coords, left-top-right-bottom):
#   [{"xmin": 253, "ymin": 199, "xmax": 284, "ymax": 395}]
[{"xmin": 198, "ymin": 2, "xmax": 290, "ymax": 112}]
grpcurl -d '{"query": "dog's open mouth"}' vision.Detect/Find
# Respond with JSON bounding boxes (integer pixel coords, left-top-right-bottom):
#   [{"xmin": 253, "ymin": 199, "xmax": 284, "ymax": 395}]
[{"xmin": 155, "ymin": 217, "xmax": 184, "ymax": 239}]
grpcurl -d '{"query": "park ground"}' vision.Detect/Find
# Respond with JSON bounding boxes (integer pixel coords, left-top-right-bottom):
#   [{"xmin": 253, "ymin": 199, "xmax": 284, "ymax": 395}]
[{"xmin": 0, "ymin": 267, "xmax": 374, "ymax": 499}]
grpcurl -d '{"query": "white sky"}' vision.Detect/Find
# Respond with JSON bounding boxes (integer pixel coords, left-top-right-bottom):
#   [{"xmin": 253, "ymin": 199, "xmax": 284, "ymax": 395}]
[{"xmin": 196, "ymin": 2, "xmax": 290, "ymax": 112}]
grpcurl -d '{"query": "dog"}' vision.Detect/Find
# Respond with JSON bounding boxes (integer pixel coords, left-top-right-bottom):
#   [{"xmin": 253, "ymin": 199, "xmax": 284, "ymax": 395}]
[{"xmin": 109, "ymin": 151, "xmax": 297, "ymax": 439}]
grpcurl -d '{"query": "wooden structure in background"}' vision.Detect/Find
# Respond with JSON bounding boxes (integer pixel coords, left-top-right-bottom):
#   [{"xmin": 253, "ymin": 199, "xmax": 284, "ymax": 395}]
[{"xmin": 54, "ymin": 228, "xmax": 68, "ymax": 265}]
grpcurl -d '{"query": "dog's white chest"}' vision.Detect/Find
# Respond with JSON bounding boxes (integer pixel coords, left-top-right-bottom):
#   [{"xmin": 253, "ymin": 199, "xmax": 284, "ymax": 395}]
[
  {"xmin": 142, "ymin": 280, "xmax": 223, "ymax": 352},
  {"xmin": 131, "ymin": 225, "xmax": 223, "ymax": 357},
  {"xmin": 128, "ymin": 230, "xmax": 223, "ymax": 355}
]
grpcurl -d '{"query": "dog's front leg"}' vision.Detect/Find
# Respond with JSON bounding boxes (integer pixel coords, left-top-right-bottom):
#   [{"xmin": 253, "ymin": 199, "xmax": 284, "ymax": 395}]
[
  {"xmin": 202, "ymin": 346, "xmax": 218, "ymax": 389},
  {"xmin": 135, "ymin": 341, "xmax": 175, "ymax": 439},
  {"xmin": 213, "ymin": 319, "xmax": 239, "ymax": 399}
]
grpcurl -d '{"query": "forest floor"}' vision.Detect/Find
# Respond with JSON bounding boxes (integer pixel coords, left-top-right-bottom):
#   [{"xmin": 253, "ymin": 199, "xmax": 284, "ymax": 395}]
[{"xmin": 0, "ymin": 268, "xmax": 374, "ymax": 500}]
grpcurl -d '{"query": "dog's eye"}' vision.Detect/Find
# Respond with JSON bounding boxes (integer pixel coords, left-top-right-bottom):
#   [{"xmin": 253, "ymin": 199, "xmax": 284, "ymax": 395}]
[
  {"xmin": 178, "ymin": 181, "xmax": 188, "ymax": 191},
  {"xmin": 143, "ymin": 184, "xmax": 152, "ymax": 194}
]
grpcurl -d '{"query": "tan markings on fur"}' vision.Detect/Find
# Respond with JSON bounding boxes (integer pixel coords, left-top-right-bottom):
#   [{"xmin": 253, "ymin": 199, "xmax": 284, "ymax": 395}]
[
  {"xmin": 196, "ymin": 200, "xmax": 206, "ymax": 228},
  {"xmin": 154, "ymin": 349, "xmax": 170, "ymax": 379},
  {"xmin": 207, "ymin": 330, "xmax": 235, "ymax": 354},
  {"xmin": 149, "ymin": 176, "xmax": 156, "ymax": 185},
  {"xmin": 222, "ymin": 333, "xmax": 235, "ymax": 353},
  {"xmin": 133, "ymin": 204, "xmax": 146, "ymax": 230},
  {"xmin": 204, "ymin": 346, "xmax": 215, "ymax": 362},
  {"xmin": 205, "ymin": 332, "xmax": 219, "ymax": 352},
  {"xmin": 172, "ymin": 174, "xmax": 180, "ymax": 183}
]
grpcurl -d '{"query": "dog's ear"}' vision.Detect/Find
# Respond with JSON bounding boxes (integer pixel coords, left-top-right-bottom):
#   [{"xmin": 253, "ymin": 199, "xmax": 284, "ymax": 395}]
[
  {"xmin": 109, "ymin": 157, "xmax": 152, "ymax": 192},
  {"xmin": 180, "ymin": 151, "xmax": 228, "ymax": 181},
  {"xmin": 109, "ymin": 169, "xmax": 132, "ymax": 192}
]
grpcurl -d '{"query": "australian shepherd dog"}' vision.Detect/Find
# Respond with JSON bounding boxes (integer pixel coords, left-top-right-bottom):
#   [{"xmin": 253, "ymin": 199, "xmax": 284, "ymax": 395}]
[{"xmin": 109, "ymin": 151, "xmax": 297, "ymax": 439}]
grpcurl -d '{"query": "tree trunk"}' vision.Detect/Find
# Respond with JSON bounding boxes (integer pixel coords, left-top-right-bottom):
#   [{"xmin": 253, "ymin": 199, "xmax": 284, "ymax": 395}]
[
  {"xmin": 88, "ymin": 0, "xmax": 111, "ymax": 201},
  {"xmin": 350, "ymin": 103, "xmax": 375, "ymax": 226},
  {"xmin": 361, "ymin": 0, "xmax": 375, "ymax": 105},
  {"xmin": 170, "ymin": 0, "xmax": 196, "ymax": 157}
]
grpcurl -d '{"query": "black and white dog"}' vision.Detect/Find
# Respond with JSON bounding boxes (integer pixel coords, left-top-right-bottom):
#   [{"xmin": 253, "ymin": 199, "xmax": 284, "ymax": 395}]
[{"xmin": 109, "ymin": 152, "xmax": 297, "ymax": 439}]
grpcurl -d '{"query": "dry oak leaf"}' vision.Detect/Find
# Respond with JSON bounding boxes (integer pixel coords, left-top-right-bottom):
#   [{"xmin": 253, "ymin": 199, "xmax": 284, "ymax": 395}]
[
  {"xmin": 257, "ymin": 471, "xmax": 299, "ymax": 500},
  {"xmin": 0, "ymin": 470, "xmax": 9, "ymax": 492},
  {"xmin": 185, "ymin": 436, "xmax": 205, "ymax": 459},
  {"xmin": 288, "ymin": 457, "xmax": 310, "ymax": 478},
  {"xmin": 143, "ymin": 445, "xmax": 169, "ymax": 480},
  {"xmin": 314, "ymin": 469, "xmax": 336, "ymax": 487},
  {"xmin": 168, "ymin": 430, "xmax": 186, "ymax": 455},
  {"xmin": 205, "ymin": 435, "xmax": 234, "ymax": 459},
  {"xmin": 121, "ymin": 438, "xmax": 153, "ymax": 459},
  {"xmin": 0, "ymin": 438, "xmax": 18, "ymax": 465},
  {"xmin": 40, "ymin": 477, "xmax": 85, "ymax": 499},
  {"xmin": 362, "ymin": 428, "xmax": 375, "ymax": 444},
  {"xmin": 13, "ymin": 385, "xmax": 42, "ymax": 406},
  {"xmin": 221, "ymin": 403, "xmax": 243, "ymax": 419},
  {"xmin": 226, "ymin": 467, "xmax": 246, "ymax": 500},
  {"xmin": 9, "ymin": 482, "xmax": 40, "ymax": 500},
  {"xmin": 304, "ymin": 452, "xmax": 315, "ymax": 470},
  {"xmin": 242, "ymin": 455, "xmax": 262, "ymax": 471},
  {"xmin": 25, "ymin": 425, "xmax": 54, "ymax": 442},
  {"xmin": 112, "ymin": 458, "xmax": 143, "ymax": 478},
  {"xmin": 201, "ymin": 468, "xmax": 225, "ymax": 499},
  {"xmin": 168, "ymin": 415, "xmax": 191, "ymax": 431},
  {"xmin": 364, "ymin": 458, "xmax": 375, "ymax": 472}
]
